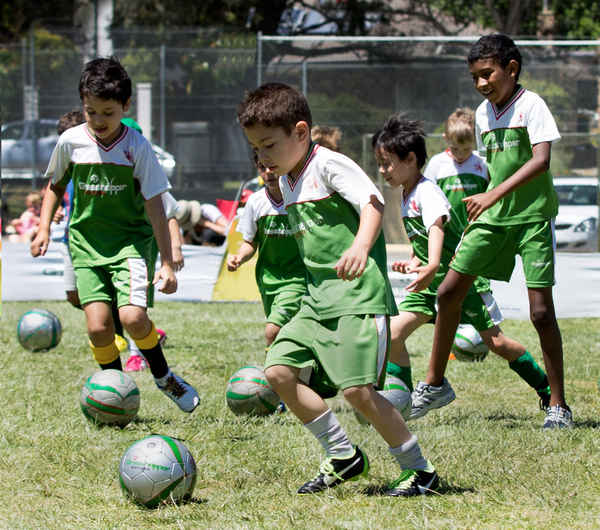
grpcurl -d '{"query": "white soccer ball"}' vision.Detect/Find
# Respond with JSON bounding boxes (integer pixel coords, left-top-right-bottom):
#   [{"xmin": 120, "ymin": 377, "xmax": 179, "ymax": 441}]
[
  {"xmin": 119, "ymin": 434, "xmax": 197, "ymax": 508},
  {"xmin": 355, "ymin": 374, "xmax": 412, "ymax": 424},
  {"xmin": 452, "ymin": 324, "xmax": 489, "ymax": 362},
  {"xmin": 17, "ymin": 308, "xmax": 62, "ymax": 352},
  {"xmin": 80, "ymin": 369, "xmax": 140, "ymax": 427},
  {"xmin": 226, "ymin": 365, "xmax": 281, "ymax": 416}
]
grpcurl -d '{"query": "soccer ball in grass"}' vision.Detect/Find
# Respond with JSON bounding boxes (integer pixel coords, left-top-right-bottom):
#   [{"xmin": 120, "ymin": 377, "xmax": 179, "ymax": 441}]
[
  {"xmin": 226, "ymin": 365, "xmax": 281, "ymax": 416},
  {"xmin": 452, "ymin": 324, "xmax": 489, "ymax": 362},
  {"xmin": 17, "ymin": 308, "xmax": 62, "ymax": 352},
  {"xmin": 354, "ymin": 374, "xmax": 412, "ymax": 425},
  {"xmin": 119, "ymin": 434, "xmax": 197, "ymax": 508},
  {"xmin": 80, "ymin": 369, "xmax": 140, "ymax": 427}
]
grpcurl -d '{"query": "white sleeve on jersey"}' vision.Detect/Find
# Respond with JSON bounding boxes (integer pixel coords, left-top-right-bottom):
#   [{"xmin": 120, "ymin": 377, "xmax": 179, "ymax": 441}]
[
  {"xmin": 236, "ymin": 196, "xmax": 258, "ymax": 242},
  {"xmin": 201, "ymin": 203, "xmax": 223, "ymax": 223},
  {"xmin": 527, "ymin": 93, "xmax": 561, "ymax": 145},
  {"xmin": 45, "ymin": 135, "xmax": 72, "ymax": 185},
  {"xmin": 133, "ymin": 137, "xmax": 170, "ymax": 200},
  {"xmin": 418, "ymin": 180, "xmax": 451, "ymax": 232},
  {"xmin": 161, "ymin": 191, "xmax": 178, "ymax": 219},
  {"xmin": 323, "ymin": 155, "xmax": 384, "ymax": 213}
]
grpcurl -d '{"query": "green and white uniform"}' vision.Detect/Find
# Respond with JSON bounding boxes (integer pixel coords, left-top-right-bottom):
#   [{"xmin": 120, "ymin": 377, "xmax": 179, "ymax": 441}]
[
  {"xmin": 424, "ymin": 149, "xmax": 490, "ymax": 294},
  {"xmin": 399, "ymin": 177, "xmax": 501, "ymax": 331},
  {"xmin": 237, "ymin": 187, "xmax": 306, "ymax": 327},
  {"xmin": 451, "ymin": 88, "xmax": 560, "ymax": 287},
  {"xmin": 45, "ymin": 123, "xmax": 169, "ymax": 307},
  {"xmin": 266, "ymin": 144, "xmax": 396, "ymax": 390}
]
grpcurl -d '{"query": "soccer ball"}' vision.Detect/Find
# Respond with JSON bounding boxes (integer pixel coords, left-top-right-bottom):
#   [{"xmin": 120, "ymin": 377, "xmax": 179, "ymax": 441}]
[
  {"xmin": 16, "ymin": 308, "xmax": 62, "ymax": 351},
  {"xmin": 226, "ymin": 365, "xmax": 281, "ymax": 416},
  {"xmin": 80, "ymin": 369, "xmax": 140, "ymax": 427},
  {"xmin": 355, "ymin": 374, "xmax": 412, "ymax": 424},
  {"xmin": 119, "ymin": 434, "xmax": 197, "ymax": 508},
  {"xmin": 452, "ymin": 324, "xmax": 489, "ymax": 362}
]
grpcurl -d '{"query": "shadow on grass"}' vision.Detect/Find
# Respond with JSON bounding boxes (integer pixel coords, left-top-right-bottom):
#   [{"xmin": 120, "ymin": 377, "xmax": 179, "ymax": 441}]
[
  {"xmin": 572, "ymin": 419, "xmax": 600, "ymax": 429},
  {"xmin": 361, "ymin": 480, "xmax": 474, "ymax": 497}
]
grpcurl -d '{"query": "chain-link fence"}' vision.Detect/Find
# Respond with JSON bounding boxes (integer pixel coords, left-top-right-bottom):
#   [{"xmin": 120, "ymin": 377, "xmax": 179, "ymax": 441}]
[{"xmin": 2, "ymin": 30, "xmax": 599, "ymax": 247}]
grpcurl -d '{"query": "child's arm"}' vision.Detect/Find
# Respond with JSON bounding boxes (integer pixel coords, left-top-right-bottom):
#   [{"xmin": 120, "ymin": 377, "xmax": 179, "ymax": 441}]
[
  {"xmin": 145, "ymin": 195, "xmax": 177, "ymax": 294},
  {"xmin": 227, "ymin": 240, "xmax": 256, "ymax": 271},
  {"xmin": 168, "ymin": 218, "xmax": 184, "ymax": 271},
  {"xmin": 392, "ymin": 247, "xmax": 421, "ymax": 273},
  {"xmin": 30, "ymin": 183, "xmax": 64, "ymax": 257},
  {"xmin": 335, "ymin": 196, "xmax": 383, "ymax": 281},
  {"xmin": 405, "ymin": 217, "xmax": 444, "ymax": 292},
  {"xmin": 463, "ymin": 141, "xmax": 551, "ymax": 222},
  {"xmin": 199, "ymin": 216, "xmax": 229, "ymax": 237}
]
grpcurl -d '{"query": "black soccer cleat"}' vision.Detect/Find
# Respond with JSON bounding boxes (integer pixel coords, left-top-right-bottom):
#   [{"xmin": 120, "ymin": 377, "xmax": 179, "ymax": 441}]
[
  {"xmin": 384, "ymin": 461, "xmax": 439, "ymax": 497},
  {"xmin": 297, "ymin": 446, "xmax": 369, "ymax": 494}
]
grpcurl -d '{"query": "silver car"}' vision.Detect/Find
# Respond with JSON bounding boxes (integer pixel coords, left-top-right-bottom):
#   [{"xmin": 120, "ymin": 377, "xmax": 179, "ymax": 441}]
[
  {"xmin": 1, "ymin": 119, "xmax": 175, "ymax": 179},
  {"xmin": 554, "ymin": 177, "xmax": 598, "ymax": 252}
]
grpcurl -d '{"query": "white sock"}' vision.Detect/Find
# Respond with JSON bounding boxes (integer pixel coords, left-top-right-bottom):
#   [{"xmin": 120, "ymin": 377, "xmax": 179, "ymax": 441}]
[
  {"xmin": 389, "ymin": 435, "xmax": 428, "ymax": 470},
  {"xmin": 304, "ymin": 409, "xmax": 354, "ymax": 458}
]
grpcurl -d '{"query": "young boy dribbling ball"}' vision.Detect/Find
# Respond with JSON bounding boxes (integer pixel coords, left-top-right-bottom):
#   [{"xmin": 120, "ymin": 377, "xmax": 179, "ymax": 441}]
[
  {"xmin": 237, "ymin": 82, "xmax": 440, "ymax": 497},
  {"xmin": 373, "ymin": 113, "xmax": 552, "ymax": 422},
  {"xmin": 30, "ymin": 57, "xmax": 199, "ymax": 413},
  {"xmin": 416, "ymin": 33, "xmax": 572, "ymax": 428}
]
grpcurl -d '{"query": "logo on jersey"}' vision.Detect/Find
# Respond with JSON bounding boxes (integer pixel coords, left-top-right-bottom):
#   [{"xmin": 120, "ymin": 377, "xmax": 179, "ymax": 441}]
[
  {"xmin": 123, "ymin": 149, "xmax": 134, "ymax": 164},
  {"xmin": 79, "ymin": 174, "xmax": 128, "ymax": 196}
]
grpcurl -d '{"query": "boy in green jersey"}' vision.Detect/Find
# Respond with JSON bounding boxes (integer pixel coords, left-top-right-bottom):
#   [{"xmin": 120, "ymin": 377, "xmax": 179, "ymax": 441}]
[
  {"xmin": 31, "ymin": 57, "xmax": 199, "ymax": 413},
  {"xmin": 237, "ymin": 82, "xmax": 439, "ymax": 497},
  {"xmin": 372, "ymin": 112, "xmax": 551, "ymax": 422},
  {"xmin": 417, "ymin": 34, "xmax": 572, "ymax": 428}
]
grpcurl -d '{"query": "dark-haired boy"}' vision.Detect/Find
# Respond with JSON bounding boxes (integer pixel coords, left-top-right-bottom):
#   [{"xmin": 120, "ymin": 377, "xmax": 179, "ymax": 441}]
[
  {"xmin": 31, "ymin": 57, "xmax": 199, "ymax": 413},
  {"xmin": 237, "ymin": 82, "xmax": 439, "ymax": 497},
  {"xmin": 418, "ymin": 33, "xmax": 572, "ymax": 428}
]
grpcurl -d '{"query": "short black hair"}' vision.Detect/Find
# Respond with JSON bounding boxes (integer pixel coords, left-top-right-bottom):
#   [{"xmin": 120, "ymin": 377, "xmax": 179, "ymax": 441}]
[
  {"xmin": 78, "ymin": 57, "xmax": 132, "ymax": 105},
  {"xmin": 57, "ymin": 109, "xmax": 84, "ymax": 135},
  {"xmin": 468, "ymin": 33, "xmax": 522, "ymax": 81},
  {"xmin": 372, "ymin": 115, "xmax": 427, "ymax": 169},
  {"xmin": 237, "ymin": 82, "xmax": 312, "ymax": 134}
]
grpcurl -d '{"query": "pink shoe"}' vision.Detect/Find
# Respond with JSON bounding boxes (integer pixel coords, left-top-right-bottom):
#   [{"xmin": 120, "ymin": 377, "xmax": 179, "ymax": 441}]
[
  {"xmin": 125, "ymin": 354, "xmax": 147, "ymax": 372},
  {"xmin": 157, "ymin": 328, "xmax": 167, "ymax": 346}
]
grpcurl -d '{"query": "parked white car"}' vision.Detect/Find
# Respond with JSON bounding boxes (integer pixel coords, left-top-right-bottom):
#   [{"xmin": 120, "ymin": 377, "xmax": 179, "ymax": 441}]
[
  {"xmin": 1, "ymin": 119, "xmax": 176, "ymax": 179},
  {"xmin": 553, "ymin": 177, "xmax": 598, "ymax": 252}
]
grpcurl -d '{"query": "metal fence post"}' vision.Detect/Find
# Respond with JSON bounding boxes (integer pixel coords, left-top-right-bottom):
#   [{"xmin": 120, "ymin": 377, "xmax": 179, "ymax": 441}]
[
  {"xmin": 160, "ymin": 44, "xmax": 166, "ymax": 148},
  {"xmin": 257, "ymin": 31, "xmax": 262, "ymax": 87}
]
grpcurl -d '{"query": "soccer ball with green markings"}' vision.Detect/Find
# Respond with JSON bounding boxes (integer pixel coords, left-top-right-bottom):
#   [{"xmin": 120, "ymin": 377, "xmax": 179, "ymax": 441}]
[
  {"xmin": 79, "ymin": 369, "xmax": 140, "ymax": 427},
  {"xmin": 17, "ymin": 308, "xmax": 62, "ymax": 352},
  {"xmin": 119, "ymin": 434, "xmax": 197, "ymax": 508},
  {"xmin": 226, "ymin": 365, "xmax": 281, "ymax": 416},
  {"xmin": 452, "ymin": 324, "xmax": 489, "ymax": 362}
]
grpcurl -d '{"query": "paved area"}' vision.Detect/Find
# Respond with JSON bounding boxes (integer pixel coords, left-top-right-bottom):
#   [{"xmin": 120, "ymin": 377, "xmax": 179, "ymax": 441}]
[{"xmin": 3, "ymin": 239, "xmax": 599, "ymax": 319}]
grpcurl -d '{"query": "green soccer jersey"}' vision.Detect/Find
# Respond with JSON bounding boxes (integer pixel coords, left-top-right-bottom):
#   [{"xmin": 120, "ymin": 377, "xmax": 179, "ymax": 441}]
[
  {"xmin": 475, "ymin": 87, "xmax": 560, "ymax": 225},
  {"xmin": 45, "ymin": 123, "xmax": 168, "ymax": 267},
  {"xmin": 401, "ymin": 177, "xmax": 454, "ymax": 295},
  {"xmin": 424, "ymin": 149, "xmax": 491, "ymax": 293},
  {"xmin": 279, "ymin": 144, "xmax": 397, "ymax": 319},
  {"xmin": 237, "ymin": 187, "xmax": 306, "ymax": 307}
]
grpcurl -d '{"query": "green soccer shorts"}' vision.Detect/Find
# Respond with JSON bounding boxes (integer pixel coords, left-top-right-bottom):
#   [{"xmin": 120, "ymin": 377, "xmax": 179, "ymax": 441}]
[
  {"xmin": 265, "ymin": 310, "xmax": 389, "ymax": 391},
  {"xmin": 75, "ymin": 257, "xmax": 155, "ymax": 308},
  {"xmin": 451, "ymin": 220, "xmax": 556, "ymax": 288},
  {"xmin": 263, "ymin": 287, "xmax": 305, "ymax": 328},
  {"xmin": 398, "ymin": 288, "xmax": 502, "ymax": 332}
]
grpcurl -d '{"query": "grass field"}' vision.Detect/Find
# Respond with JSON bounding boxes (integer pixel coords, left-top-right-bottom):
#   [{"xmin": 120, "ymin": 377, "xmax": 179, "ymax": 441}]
[{"xmin": 1, "ymin": 300, "xmax": 599, "ymax": 529}]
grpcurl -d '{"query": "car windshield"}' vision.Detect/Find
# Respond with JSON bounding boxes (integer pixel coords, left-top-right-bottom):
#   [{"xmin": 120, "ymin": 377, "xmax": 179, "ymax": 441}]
[{"xmin": 555, "ymin": 184, "xmax": 597, "ymax": 206}]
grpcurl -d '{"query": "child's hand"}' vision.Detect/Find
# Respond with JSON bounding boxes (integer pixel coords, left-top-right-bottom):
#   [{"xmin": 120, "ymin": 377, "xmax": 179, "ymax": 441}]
[
  {"xmin": 406, "ymin": 263, "xmax": 438, "ymax": 292},
  {"xmin": 30, "ymin": 229, "xmax": 50, "ymax": 257},
  {"xmin": 463, "ymin": 191, "xmax": 497, "ymax": 222},
  {"xmin": 154, "ymin": 264, "xmax": 177, "ymax": 294},
  {"xmin": 335, "ymin": 243, "xmax": 368, "ymax": 281},
  {"xmin": 392, "ymin": 256, "xmax": 421, "ymax": 273},
  {"xmin": 227, "ymin": 254, "xmax": 242, "ymax": 272}
]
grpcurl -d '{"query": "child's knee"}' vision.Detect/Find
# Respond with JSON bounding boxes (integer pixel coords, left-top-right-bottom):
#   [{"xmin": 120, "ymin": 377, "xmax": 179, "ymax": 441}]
[
  {"xmin": 343, "ymin": 384, "xmax": 373, "ymax": 408},
  {"xmin": 436, "ymin": 283, "xmax": 463, "ymax": 310},
  {"xmin": 529, "ymin": 305, "xmax": 554, "ymax": 328},
  {"xmin": 264, "ymin": 365, "xmax": 295, "ymax": 389},
  {"xmin": 119, "ymin": 307, "xmax": 149, "ymax": 336},
  {"xmin": 66, "ymin": 290, "xmax": 81, "ymax": 308}
]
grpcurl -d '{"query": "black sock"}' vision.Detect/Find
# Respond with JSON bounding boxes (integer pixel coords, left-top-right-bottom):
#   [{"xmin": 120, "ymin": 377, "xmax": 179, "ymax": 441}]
[
  {"xmin": 141, "ymin": 344, "xmax": 169, "ymax": 379},
  {"xmin": 100, "ymin": 357, "xmax": 123, "ymax": 371}
]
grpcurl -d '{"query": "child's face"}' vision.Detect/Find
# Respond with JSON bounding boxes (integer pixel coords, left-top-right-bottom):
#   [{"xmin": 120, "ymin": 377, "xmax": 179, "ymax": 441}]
[
  {"xmin": 446, "ymin": 137, "xmax": 473, "ymax": 164},
  {"xmin": 374, "ymin": 147, "xmax": 418, "ymax": 189},
  {"xmin": 83, "ymin": 95, "xmax": 130, "ymax": 146},
  {"xmin": 259, "ymin": 166, "xmax": 281, "ymax": 195},
  {"xmin": 243, "ymin": 123, "xmax": 309, "ymax": 177},
  {"xmin": 469, "ymin": 58, "xmax": 519, "ymax": 108}
]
